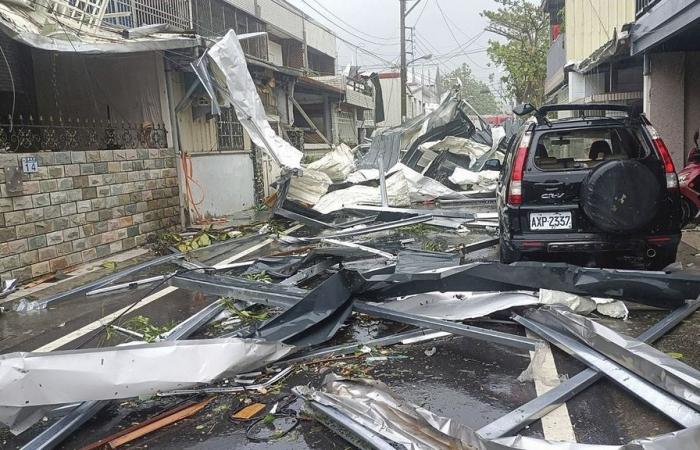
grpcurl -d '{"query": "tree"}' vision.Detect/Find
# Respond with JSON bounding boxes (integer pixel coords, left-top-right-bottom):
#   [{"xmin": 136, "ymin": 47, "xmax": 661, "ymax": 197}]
[
  {"xmin": 482, "ymin": 0, "xmax": 549, "ymax": 106},
  {"xmin": 440, "ymin": 64, "xmax": 502, "ymax": 115}
]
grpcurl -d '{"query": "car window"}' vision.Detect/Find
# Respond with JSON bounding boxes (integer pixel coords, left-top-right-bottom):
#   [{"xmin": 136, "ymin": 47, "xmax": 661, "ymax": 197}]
[{"xmin": 532, "ymin": 127, "xmax": 645, "ymax": 171}]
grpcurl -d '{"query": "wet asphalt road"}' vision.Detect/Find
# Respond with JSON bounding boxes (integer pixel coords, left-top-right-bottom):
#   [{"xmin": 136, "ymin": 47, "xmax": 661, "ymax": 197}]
[{"xmin": 2, "ymin": 229, "xmax": 700, "ymax": 449}]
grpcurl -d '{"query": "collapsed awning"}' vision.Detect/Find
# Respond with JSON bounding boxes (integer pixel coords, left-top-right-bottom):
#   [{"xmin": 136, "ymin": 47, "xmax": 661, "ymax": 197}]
[{"xmin": 0, "ymin": 3, "xmax": 201, "ymax": 53}]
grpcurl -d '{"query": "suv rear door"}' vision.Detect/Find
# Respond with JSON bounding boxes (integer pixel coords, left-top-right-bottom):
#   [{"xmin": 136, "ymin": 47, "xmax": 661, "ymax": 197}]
[{"xmin": 519, "ymin": 122, "xmax": 657, "ymax": 234}]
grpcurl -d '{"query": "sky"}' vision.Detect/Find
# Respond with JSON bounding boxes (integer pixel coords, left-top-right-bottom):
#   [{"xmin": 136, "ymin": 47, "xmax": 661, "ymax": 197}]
[{"xmin": 285, "ymin": 0, "xmax": 507, "ymax": 100}]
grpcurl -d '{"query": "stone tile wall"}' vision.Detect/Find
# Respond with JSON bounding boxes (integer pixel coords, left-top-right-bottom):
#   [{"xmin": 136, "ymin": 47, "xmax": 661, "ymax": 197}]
[{"xmin": 0, "ymin": 149, "xmax": 180, "ymax": 282}]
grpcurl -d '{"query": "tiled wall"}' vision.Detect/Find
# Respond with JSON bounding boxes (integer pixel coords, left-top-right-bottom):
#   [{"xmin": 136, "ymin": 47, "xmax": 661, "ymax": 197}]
[{"xmin": 0, "ymin": 149, "xmax": 180, "ymax": 282}]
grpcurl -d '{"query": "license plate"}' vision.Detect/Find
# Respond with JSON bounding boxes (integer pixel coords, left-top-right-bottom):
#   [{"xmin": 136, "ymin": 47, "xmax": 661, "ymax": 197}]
[{"xmin": 530, "ymin": 212, "xmax": 572, "ymax": 230}]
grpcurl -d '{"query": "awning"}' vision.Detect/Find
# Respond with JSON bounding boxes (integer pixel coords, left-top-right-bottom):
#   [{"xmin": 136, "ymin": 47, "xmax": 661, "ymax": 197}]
[
  {"xmin": 295, "ymin": 77, "xmax": 344, "ymax": 96},
  {"xmin": 631, "ymin": 0, "xmax": 700, "ymax": 55},
  {"xmin": 574, "ymin": 28, "xmax": 633, "ymax": 74}
]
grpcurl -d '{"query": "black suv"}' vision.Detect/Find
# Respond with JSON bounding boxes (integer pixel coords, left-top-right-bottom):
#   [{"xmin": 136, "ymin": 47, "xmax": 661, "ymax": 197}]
[{"xmin": 497, "ymin": 104, "xmax": 682, "ymax": 270}]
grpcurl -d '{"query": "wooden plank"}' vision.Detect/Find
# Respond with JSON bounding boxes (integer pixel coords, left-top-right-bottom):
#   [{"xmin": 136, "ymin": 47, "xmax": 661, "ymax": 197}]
[
  {"xmin": 80, "ymin": 397, "xmax": 213, "ymax": 450},
  {"xmin": 291, "ymin": 98, "xmax": 332, "ymax": 147}
]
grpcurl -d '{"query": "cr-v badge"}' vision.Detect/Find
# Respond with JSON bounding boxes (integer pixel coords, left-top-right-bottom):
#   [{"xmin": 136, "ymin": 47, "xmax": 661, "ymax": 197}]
[{"xmin": 541, "ymin": 192, "xmax": 565, "ymax": 199}]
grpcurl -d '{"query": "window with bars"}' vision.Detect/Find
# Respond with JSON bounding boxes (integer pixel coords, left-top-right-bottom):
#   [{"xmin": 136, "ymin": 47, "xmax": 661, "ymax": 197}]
[
  {"xmin": 190, "ymin": 0, "xmax": 267, "ymax": 60},
  {"xmin": 217, "ymin": 107, "xmax": 245, "ymax": 150}
]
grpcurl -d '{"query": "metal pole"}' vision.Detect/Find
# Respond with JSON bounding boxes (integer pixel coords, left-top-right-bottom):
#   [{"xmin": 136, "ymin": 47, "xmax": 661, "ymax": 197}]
[
  {"xmin": 378, "ymin": 155, "xmax": 388, "ymax": 207},
  {"xmin": 477, "ymin": 299, "xmax": 700, "ymax": 439},
  {"xmin": 400, "ymin": 0, "xmax": 407, "ymax": 123},
  {"xmin": 18, "ymin": 253, "xmax": 184, "ymax": 311},
  {"xmin": 164, "ymin": 66, "xmax": 188, "ymax": 229},
  {"xmin": 355, "ymin": 302, "xmax": 539, "ymax": 351}
]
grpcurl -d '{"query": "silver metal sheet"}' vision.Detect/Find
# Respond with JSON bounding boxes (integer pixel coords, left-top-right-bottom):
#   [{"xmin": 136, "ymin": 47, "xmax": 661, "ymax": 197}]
[
  {"xmin": 377, "ymin": 292, "xmax": 538, "ymax": 321},
  {"xmin": 296, "ymin": 374, "xmax": 700, "ymax": 450},
  {"xmin": 535, "ymin": 305, "xmax": 700, "ymax": 411},
  {"xmin": 0, "ymin": 338, "xmax": 292, "ymax": 410},
  {"xmin": 0, "ymin": 14, "xmax": 199, "ymax": 54},
  {"xmin": 207, "ymin": 31, "xmax": 303, "ymax": 170}
]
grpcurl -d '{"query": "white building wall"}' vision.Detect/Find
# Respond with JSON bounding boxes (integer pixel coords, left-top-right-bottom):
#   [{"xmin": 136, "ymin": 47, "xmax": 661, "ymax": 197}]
[
  {"xmin": 379, "ymin": 77, "xmax": 401, "ymax": 127},
  {"xmin": 378, "ymin": 77, "xmax": 421, "ymax": 127},
  {"xmin": 257, "ymin": 0, "xmax": 304, "ymax": 39},
  {"xmin": 227, "ymin": 0, "xmax": 256, "ymax": 14},
  {"xmin": 305, "ymin": 19, "xmax": 337, "ymax": 58}
]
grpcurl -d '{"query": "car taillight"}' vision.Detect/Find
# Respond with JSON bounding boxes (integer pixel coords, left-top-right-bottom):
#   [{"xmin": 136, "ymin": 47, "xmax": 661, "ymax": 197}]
[
  {"xmin": 508, "ymin": 131, "xmax": 532, "ymax": 205},
  {"xmin": 646, "ymin": 125, "xmax": 678, "ymax": 189}
]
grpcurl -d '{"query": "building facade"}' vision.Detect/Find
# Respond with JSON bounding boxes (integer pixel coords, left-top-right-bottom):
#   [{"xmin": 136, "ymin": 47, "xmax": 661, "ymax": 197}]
[
  {"xmin": 542, "ymin": 0, "xmax": 642, "ymax": 111},
  {"xmin": 0, "ymin": 0, "xmax": 376, "ymax": 282},
  {"xmin": 631, "ymin": 0, "xmax": 700, "ymax": 168}
]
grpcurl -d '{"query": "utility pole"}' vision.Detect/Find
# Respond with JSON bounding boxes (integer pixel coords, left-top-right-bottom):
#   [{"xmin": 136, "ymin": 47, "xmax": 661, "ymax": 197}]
[{"xmin": 400, "ymin": 0, "xmax": 407, "ymax": 123}]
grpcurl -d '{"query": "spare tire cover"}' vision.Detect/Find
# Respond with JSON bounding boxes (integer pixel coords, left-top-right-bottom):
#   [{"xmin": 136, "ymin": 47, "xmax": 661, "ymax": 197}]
[{"xmin": 580, "ymin": 160, "xmax": 660, "ymax": 233}]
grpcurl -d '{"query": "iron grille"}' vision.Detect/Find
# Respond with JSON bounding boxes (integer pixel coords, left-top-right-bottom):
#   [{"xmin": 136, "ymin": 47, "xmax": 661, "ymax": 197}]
[
  {"xmin": 0, "ymin": 116, "xmax": 167, "ymax": 152},
  {"xmin": 217, "ymin": 107, "xmax": 245, "ymax": 150}
]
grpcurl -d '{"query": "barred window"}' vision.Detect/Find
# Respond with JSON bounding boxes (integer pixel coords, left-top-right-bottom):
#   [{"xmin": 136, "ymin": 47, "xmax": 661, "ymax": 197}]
[{"xmin": 216, "ymin": 107, "xmax": 244, "ymax": 150}]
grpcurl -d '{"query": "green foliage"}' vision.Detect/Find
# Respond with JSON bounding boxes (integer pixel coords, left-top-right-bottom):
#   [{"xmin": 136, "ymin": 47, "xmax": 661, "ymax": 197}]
[
  {"xmin": 440, "ymin": 64, "xmax": 502, "ymax": 115},
  {"xmin": 121, "ymin": 315, "xmax": 174, "ymax": 343},
  {"xmin": 221, "ymin": 298, "xmax": 270, "ymax": 322},
  {"xmin": 243, "ymin": 271, "xmax": 273, "ymax": 283},
  {"xmin": 482, "ymin": 0, "xmax": 549, "ymax": 105},
  {"xmin": 398, "ymin": 224, "xmax": 430, "ymax": 235},
  {"xmin": 152, "ymin": 227, "xmax": 239, "ymax": 254},
  {"xmin": 422, "ymin": 240, "xmax": 445, "ymax": 252}
]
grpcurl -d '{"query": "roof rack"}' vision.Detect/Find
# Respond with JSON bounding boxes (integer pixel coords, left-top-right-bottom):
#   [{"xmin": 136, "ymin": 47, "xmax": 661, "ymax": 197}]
[{"xmin": 535, "ymin": 103, "xmax": 638, "ymax": 124}]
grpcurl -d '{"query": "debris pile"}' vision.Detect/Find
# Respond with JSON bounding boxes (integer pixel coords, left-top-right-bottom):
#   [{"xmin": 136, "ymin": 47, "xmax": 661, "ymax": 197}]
[
  {"xmin": 1, "ymin": 29, "xmax": 699, "ymax": 450},
  {"xmin": 2, "ymin": 212, "xmax": 700, "ymax": 448},
  {"xmin": 276, "ymin": 89, "xmax": 512, "ymax": 223}
]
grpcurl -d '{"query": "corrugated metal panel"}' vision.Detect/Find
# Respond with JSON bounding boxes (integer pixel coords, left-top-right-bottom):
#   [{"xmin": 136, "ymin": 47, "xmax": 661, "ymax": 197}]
[
  {"xmin": 305, "ymin": 19, "xmax": 337, "ymax": 58},
  {"xmin": 566, "ymin": 0, "xmax": 634, "ymax": 62},
  {"xmin": 225, "ymin": 0, "xmax": 255, "ymax": 14},
  {"xmin": 258, "ymin": 0, "xmax": 303, "ymax": 39}
]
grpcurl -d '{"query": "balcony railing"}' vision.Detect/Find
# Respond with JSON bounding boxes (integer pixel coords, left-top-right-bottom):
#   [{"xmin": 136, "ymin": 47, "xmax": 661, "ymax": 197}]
[
  {"xmin": 104, "ymin": 0, "xmax": 192, "ymax": 30},
  {"xmin": 0, "ymin": 116, "xmax": 167, "ymax": 153},
  {"xmin": 636, "ymin": 0, "xmax": 661, "ymax": 17}
]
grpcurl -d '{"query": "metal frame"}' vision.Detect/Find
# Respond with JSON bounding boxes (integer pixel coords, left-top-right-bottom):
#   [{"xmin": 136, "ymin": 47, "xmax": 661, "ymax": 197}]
[
  {"xmin": 0, "ymin": 118, "xmax": 168, "ymax": 153},
  {"xmin": 513, "ymin": 314, "xmax": 700, "ymax": 428},
  {"xmin": 279, "ymin": 214, "xmax": 433, "ymax": 244},
  {"xmin": 170, "ymin": 271, "xmax": 540, "ymax": 351},
  {"xmin": 19, "ymin": 253, "xmax": 184, "ymax": 311},
  {"xmin": 477, "ymin": 299, "xmax": 700, "ymax": 438}
]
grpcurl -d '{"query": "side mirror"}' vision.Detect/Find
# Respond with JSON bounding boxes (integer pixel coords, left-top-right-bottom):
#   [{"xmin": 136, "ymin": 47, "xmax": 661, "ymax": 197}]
[
  {"xmin": 483, "ymin": 159, "xmax": 502, "ymax": 171},
  {"xmin": 513, "ymin": 103, "xmax": 536, "ymax": 116}
]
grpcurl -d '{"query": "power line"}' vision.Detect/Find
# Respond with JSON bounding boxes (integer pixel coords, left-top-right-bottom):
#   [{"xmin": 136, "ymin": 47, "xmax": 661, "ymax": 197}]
[
  {"xmin": 433, "ymin": 0, "xmax": 488, "ymax": 69},
  {"xmin": 296, "ymin": 0, "xmax": 399, "ymax": 47},
  {"xmin": 306, "ymin": 0, "xmax": 400, "ymax": 43},
  {"xmin": 412, "ymin": 0, "xmax": 430, "ymax": 27},
  {"xmin": 269, "ymin": 0, "xmax": 398, "ymax": 66}
]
